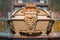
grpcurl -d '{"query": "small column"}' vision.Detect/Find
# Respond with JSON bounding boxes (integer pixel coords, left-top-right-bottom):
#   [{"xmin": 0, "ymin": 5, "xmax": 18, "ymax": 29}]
[
  {"xmin": 14, "ymin": 30, "xmax": 21, "ymax": 37},
  {"xmin": 41, "ymin": 30, "xmax": 47, "ymax": 36}
]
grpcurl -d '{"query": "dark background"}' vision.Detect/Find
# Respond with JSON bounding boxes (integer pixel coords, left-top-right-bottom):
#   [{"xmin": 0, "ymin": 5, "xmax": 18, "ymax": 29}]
[{"xmin": 0, "ymin": 0, "xmax": 60, "ymax": 12}]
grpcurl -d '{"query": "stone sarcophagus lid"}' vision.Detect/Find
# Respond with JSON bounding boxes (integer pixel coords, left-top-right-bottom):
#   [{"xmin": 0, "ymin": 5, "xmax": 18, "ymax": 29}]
[{"xmin": 9, "ymin": 3, "xmax": 55, "ymax": 37}]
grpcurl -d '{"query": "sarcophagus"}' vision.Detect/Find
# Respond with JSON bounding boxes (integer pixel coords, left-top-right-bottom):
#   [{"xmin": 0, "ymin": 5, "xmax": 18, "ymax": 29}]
[{"xmin": 9, "ymin": 3, "xmax": 55, "ymax": 37}]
